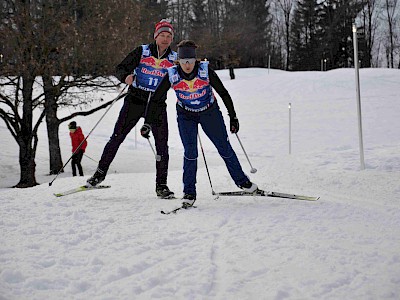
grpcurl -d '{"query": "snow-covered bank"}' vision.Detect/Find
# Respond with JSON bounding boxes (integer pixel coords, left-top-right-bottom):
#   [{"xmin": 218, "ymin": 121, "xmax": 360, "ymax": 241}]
[{"xmin": 1, "ymin": 68, "xmax": 400, "ymax": 299}]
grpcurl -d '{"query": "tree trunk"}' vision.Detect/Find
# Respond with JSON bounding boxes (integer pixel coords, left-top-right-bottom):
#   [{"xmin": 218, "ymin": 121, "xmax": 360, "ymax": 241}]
[
  {"xmin": 43, "ymin": 76, "xmax": 64, "ymax": 175},
  {"xmin": 16, "ymin": 136, "xmax": 38, "ymax": 188},
  {"xmin": 46, "ymin": 110, "xmax": 63, "ymax": 175},
  {"xmin": 15, "ymin": 76, "xmax": 38, "ymax": 188}
]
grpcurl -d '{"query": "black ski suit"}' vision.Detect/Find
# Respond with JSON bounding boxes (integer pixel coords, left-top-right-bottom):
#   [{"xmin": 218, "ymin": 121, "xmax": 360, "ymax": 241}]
[{"xmin": 96, "ymin": 42, "xmax": 173, "ymax": 185}]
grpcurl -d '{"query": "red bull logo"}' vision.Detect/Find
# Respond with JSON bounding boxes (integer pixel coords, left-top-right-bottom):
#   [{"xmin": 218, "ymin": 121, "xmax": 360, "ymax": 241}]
[
  {"xmin": 141, "ymin": 56, "xmax": 173, "ymax": 69},
  {"xmin": 179, "ymin": 89, "xmax": 207, "ymax": 100},
  {"xmin": 141, "ymin": 56, "xmax": 157, "ymax": 67},
  {"xmin": 173, "ymin": 80, "xmax": 191, "ymax": 91},
  {"xmin": 193, "ymin": 78, "xmax": 209, "ymax": 89},
  {"xmin": 141, "ymin": 67, "xmax": 165, "ymax": 77},
  {"xmin": 159, "ymin": 60, "xmax": 174, "ymax": 68},
  {"xmin": 173, "ymin": 79, "xmax": 209, "ymax": 92}
]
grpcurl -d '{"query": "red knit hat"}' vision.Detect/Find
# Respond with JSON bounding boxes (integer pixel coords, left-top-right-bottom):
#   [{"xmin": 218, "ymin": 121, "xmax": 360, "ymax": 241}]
[{"xmin": 154, "ymin": 19, "xmax": 174, "ymax": 39}]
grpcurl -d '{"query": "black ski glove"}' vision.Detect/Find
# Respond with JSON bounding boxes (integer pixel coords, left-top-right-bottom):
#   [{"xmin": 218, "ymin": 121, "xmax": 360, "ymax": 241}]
[
  {"xmin": 140, "ymin": 124, "xmax": 151, "ymax": 139},
  {"xmin": 230, "ymin": 116, "xmax": 239, "ymax": 133}
]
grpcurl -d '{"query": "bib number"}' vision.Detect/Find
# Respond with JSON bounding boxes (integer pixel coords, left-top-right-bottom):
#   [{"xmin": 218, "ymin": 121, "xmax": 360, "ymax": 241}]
[{"xmin": 148, "ymin": 77, "xmax": 159, "ymax": 87}]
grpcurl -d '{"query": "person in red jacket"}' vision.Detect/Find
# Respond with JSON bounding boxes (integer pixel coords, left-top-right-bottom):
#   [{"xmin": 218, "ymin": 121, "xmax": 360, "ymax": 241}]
[{"xmin": 68, "ymin": 121, "xmax": 87, "ymax": 176}]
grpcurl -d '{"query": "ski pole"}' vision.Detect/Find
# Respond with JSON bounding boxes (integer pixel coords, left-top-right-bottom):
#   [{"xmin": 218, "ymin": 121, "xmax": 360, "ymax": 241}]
[
  {"xmin": 147, "ymin": 139, "xmax": 161, "ymax": 161},
  {"xmin": 144, "ymin": 92, "xmax": 161, "ymax": 161},
  {"xmin": 143, "ymin": 91, "xmax": 161, "ymax": 162},
  {"xmin": 235, "ymin": 133, "xmax": 257, "ymax": 173},
  {"xmin": 83, "ymin": 153, "xmax": 98, "ymax": 163},
  {"xmin": 198, "ymin": 133, "xmax": 216, "ymax": 195},
  {"xmin": 49, "ymin": 86, "xmax": 128, "ymax": 186}
]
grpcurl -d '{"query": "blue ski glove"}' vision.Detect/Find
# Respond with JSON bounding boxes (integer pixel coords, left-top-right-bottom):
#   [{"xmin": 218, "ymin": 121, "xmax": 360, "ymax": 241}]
[
  {"xmin": 230, "ymin": 116, "xmax": 239, "ymax": 133},
  {"xmin": 140, "ymin": 124, "xmax": 151, "ymax": 139}
]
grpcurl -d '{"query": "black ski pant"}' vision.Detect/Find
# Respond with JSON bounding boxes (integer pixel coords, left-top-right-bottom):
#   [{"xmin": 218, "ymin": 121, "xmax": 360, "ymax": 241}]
[
  {"xmin": 72, "ymin": 149, "xmax": 84, "ymax": 176},
  {"xmin": 97, "ymin": 95, "xmax": 169, "ymax": 185}
]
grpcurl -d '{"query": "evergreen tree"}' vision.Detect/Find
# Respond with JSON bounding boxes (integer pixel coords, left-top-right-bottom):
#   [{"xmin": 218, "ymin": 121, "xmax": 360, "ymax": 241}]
[
  {"xmin": 290, "ymin": 0, "xmax": 323, "ymax": 70},
  {"xmin": 223, "ymin": 0, "xmax": 272, "ymax": 67},
  {"xmin": 318, "ymin": 0, "xmax": 365, "ymax": 69},
  {"xmin": 291, "ymin": 0, "xmax": 365, "ymax": 70}
]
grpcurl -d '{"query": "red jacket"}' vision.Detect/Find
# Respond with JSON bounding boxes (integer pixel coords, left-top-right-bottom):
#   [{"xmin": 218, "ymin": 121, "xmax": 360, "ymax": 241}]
[{"xmin": 70, "ymin": 127, "xmax": 87, "ymax": 153}]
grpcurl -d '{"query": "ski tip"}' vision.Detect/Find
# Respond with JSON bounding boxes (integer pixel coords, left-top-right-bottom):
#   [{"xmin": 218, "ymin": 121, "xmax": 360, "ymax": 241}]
[{"xmin": 160, "ymin": 210, "xmax": 175, "ymax": 215}]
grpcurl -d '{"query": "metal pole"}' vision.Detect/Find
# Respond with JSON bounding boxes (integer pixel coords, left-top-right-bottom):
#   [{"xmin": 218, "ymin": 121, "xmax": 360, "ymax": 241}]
[
  {"xmin": 147, "ymin": 139, "xmax": 161, "ymax": 161},
  {"xmin": 198, "ymin": 133, "xmax": 216, "ymax": 195},
  {"xmin": 289, "ymin": 103, "xmax": 292, "ymax": 155},
  {"xmin": 235, "ymin": 133, "xmax": 257, "ymax": 173},
  {"xmin": 352, "ymin": 23, "xmax": 365, "ymax": 170},
  {"xmin": 84, "ymin": 153, "xmax": 98, "ymax": 163},
  {"xmin": 268, "ymin": 55, "xmax": 271, "ymax": 74}
]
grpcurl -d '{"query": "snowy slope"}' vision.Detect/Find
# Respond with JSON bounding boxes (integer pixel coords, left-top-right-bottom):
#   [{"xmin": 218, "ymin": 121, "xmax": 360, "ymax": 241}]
[{"xmin": 1, "ymin": 68, "xmax": 400, "ymax": 299}]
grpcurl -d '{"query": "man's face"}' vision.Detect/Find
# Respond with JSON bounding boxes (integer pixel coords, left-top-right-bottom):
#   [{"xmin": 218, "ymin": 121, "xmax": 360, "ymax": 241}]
[{"xmin": 155, "ymin": 32, "xmax": 173, "ymax": 50}]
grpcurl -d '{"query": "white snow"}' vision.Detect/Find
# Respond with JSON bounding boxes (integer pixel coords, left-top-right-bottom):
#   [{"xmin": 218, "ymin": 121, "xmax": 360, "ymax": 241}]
[{"xmin": 1, "ymin": 68, "xmax": 400, "ymax": 299}]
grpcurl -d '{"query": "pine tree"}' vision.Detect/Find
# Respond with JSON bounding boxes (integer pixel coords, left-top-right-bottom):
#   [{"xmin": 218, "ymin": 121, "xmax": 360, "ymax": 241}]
[
  {"xmin": 318, "ymin": 0, "xmax": 365, "ymax": 69},
  {"xmin": 290, "ymin": 0, "xmax": 365, "ymax": 70},
  {"xmin": 290, "ymin": 0, "xmax": 323, "ymax": 70},
  {"xmin": 223, "ymin": 0, "xmax": 272, "ymax": 67}
]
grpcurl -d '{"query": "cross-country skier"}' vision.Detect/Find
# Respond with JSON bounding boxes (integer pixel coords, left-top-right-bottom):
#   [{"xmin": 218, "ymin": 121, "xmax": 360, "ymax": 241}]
[
  {"xmin": 140, "ymin": 40, "xmax": 258, "ymax": 207},
  {"xmin": 86, "ymin": 19, "xmax": 177, "ymax": 199}
]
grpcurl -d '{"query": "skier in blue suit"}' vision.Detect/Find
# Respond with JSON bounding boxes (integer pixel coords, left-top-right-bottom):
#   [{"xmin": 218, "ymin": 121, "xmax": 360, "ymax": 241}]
[{"xmin": 141, "ymin": 40, "xmax": 258, "ymax": 207}]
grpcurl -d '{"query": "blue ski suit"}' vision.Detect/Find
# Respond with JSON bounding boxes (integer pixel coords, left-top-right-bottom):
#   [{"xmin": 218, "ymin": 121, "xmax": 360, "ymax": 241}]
[{"xmin": 145, "ymin": 61, "xmax": 250, "ymax": 196}]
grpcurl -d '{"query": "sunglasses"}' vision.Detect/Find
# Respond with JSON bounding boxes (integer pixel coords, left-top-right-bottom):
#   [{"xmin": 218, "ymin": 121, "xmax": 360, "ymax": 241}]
[{"xmin": 179, "ymin": 58, "xmax": 196, "ymax": 65}]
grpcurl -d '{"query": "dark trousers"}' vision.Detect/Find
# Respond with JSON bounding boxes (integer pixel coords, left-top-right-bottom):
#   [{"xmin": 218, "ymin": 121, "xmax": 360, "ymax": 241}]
[
  {"xmin": 72, "ymin": 150, "xmax": 84, "ymax": 176},
  {"xmin": 97, "ymin": 95, "xmax": 169, "ymax": 185},
  {"xmin": 177, "ymin": 104, "xmax": 248, "ymax": 196}
]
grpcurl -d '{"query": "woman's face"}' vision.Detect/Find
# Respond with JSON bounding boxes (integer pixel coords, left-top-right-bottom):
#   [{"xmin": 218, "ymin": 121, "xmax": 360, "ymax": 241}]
[{"xmin": 179, "ymin": 58, "xmax": 196, "ymax": 74}]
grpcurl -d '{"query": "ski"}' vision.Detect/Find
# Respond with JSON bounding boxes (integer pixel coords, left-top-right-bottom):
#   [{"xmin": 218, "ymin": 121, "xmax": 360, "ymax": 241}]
[
  {"xmin": 215, "ymin": 188, "xmax": 319, "ymax": 201},
  {"xmin": 54, "ymin": 185, "xmax": 111, "ymax": 197},
  {"xmin": 158, "ymin": 194, "xmax": 177, "ymax": 200},
  {"xmin": 161, "ymin": 204, "xmax": 197, "ymax": 215}
]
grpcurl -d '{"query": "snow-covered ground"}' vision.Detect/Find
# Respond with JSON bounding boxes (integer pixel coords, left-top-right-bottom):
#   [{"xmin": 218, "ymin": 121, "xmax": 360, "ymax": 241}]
[{"xmin": 1, "ymin": 68, "xmax": 399, "ymax": 299}]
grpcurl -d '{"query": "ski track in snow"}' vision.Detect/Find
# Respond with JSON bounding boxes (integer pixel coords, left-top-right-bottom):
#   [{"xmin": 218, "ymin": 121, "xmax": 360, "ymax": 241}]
[
  {"xmin": 1, "ymin": 68, "xmax": 400, "ymax": 299},
  {"xmin": 1, "ymin": 168, "xmax": 399, "ymax": 299}
]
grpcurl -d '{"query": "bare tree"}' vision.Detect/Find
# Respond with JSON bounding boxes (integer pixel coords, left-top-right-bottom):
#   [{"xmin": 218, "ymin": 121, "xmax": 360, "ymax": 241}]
[
  {"xmin": 383, "ymin": 0, "xmax": 398, "ymax": 67},
  {"xmin": 0, "ymin": 0, "xmax": 142, "ymax": 187},
  {"xmin": 276, "ymin": 0, "xmax": 295, "ymax": 70},
  {"xmin": 0, "ymin": 1, "xmax": 44, "ymax": 187},
  {"xmin": 359, "ymin": 0, "xmax": 380, "ymax": 67}
]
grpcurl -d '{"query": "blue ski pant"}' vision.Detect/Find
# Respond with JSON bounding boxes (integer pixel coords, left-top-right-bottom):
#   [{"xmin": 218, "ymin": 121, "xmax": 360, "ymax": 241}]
[{"xmin": 177, "ymin": 104, "xmax": 249, "ymax": 196}]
